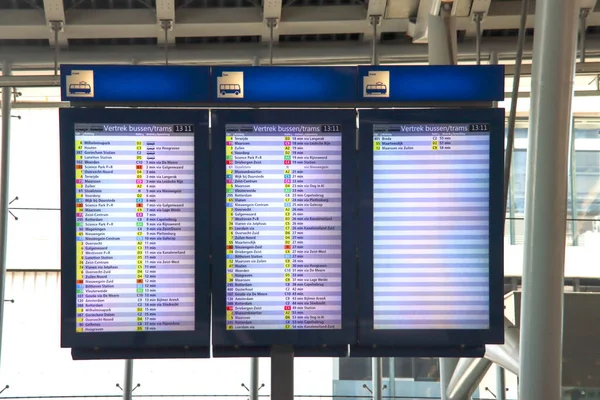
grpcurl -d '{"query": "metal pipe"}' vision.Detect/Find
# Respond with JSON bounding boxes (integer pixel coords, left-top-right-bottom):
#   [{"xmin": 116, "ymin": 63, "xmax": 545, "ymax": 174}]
[
  {"xmin": 371, "ymin": 16, "xmax": 378, "ymax": 66},
  {"xmin": 519, "ymin": 0, "xmax": 579, "ymax": 398},
  {"xmin": 388, "ymin": 358, "xmax": 396, "ymax": 399},
  {"xmin": 0, "ymin": 75, "xmax": 60, "ymax": 88},
  {"xmin": 447, "ymin": 358, "xmax": 493, "ymax": 400},
  {"xmin": 53, "ymin": 27, "xmax": 59, "ymax": 76},
  {"xmin": 496, "ymin": 365, "xmax": 506, "ymax": 400},
  {"xmin": 440, "ymin": 358, "xmax": 459, "ymax": 400},
  {"xmin": 249, "ymin": 357, "xmax": 259, "ymax": 400},
  {"xmin": 580, "ymin": 9, "xmax": 589, "ymax": 63},
  {"xmin": 503, "ymin": 0, "xmax": 529, "ymax": 217},
  {"xmin": 569, "ymin": 115, "xmax": 578, "ymax": 246},
  {"xmin": 372, "ymin": 357, "xmax": 383, "ymax": 400},
  {"xmin": 123, "ymin": 360, "xmax": 133, "ymax": 400},
  {"xmin": 269, "ymin": 19, "xmax": 274, "ymax": 66},
  {"xmin": 164, "ymin": 27, "xmax": 169, "ymax": 66},
  {"xmin": 0, "ymin": 61, "xmax": 12, "ymax": 378},
  {"xmin": 475, "ymin": 13, "xmax": 482, "ymax": 65}
]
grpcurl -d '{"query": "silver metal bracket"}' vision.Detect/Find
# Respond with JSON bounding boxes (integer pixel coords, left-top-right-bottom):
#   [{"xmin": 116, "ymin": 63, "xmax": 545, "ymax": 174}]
[
  {"xmin": 580, "ymin": 8, "xmax": 591, "ymax": 19},
  {"xmin": 159, "ymin": 19, "xmax": 173, "ymax": 32},
  {"xmin": 49, "ymin": 20, "xmax": 64, "ymax": 33},
  {"xmin": 369, "ymin": 15, "xmax": 382, "ymax": 26},
  {"xmin": 266, "ymin": 17, "xmax": 278, "ymax": 29}
]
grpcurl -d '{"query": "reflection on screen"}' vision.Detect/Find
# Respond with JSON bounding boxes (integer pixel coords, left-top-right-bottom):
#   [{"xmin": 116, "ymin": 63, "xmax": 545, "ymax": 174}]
[
  {"xmin": 373, "ymin": 123, "xmax": 491, "ymax": 330},
  {"xmin": 225, "ymin": 124, "xmax": 343, "ymax": 330},
  {"xmin": 75, "ymin": 123, "xmax": 195, "ymax": 333}
]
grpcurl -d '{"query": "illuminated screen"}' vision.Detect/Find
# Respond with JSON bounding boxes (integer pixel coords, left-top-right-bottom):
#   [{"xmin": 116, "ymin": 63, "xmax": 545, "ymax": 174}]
[
  {"xmin": 75, "ymin": 123, "xmax": 195, "ymax": 333},
  {"xmin": 373, "ymin": 123, "xmax": 491, "ymax": 330},
  {"xmin": 225, "ymin": 124, "xmax": 342, "ymax": 330}
]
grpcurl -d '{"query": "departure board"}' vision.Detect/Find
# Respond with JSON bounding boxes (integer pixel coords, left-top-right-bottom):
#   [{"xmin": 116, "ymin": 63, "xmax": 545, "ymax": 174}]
[
  {"xmin": 61, "ymin": 108, "xmax": 211, "ymax": 352},
  {"xmin": 75, "ymin": 123, "xmax": 195, "ymax": 332},
  {"xmin": 211, "ymin": 109, "xmax": 357, "ymax": 350},
  {"xmin": 225, "ymin": 124, "xmax": 342, "ymax": 330},
  {"xmin": 373, "ymin": 123, "xmax": 491, "ymax": 330},
  {"xmin": 357, "ymin": 109, "xmax": 504, "ymax": 351}
]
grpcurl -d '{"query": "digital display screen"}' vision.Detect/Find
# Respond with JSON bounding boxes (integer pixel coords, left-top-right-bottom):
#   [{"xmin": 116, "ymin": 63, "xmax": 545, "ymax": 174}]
[
  {"xmin": 75, "ymin": 123, "xmax": 195, "ymax": 333},
  {"xmin": 372, "ymin": 123, "xmax": 491, "ymax": 330},
  {"xmin": 225, "ymin": 124, "xmax": 343, "ymax": 330}
]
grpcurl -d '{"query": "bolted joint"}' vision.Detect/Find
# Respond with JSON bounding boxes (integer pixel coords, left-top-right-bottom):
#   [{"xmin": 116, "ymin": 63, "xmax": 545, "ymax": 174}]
[
  {"xmin": 159, "ymin": 19, "xmax": 173, "ymax": 32},
  {"xmin": 440, "ymin": 0, "xmax": 453, "ymax": 13},
  {"xmin": 49, "ymin": 20, "xmax": 64, "ymax": 33},
  {"xmin": 369, "ymin": 15, "xmax": 381, "ymax": 26},
  {"xmin": 472, "ymin": 11, "xmax": 484, "ymax": 23},
  {"xmin": 580, "ymin": 8, "xmax": 591, "ymax": 19},
  {"xmin": 266, "ymin": 18, "xmax": 278, "ymax": 29}
]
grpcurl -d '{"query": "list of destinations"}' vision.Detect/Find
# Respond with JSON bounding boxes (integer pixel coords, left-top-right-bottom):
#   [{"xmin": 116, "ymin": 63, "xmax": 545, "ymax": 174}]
[
  {"xmin": 373, "ymin": 123, "xmax": 491, "ymax": 330},
  {"xmin": 75, "ymin": 123, "xmax": 196, "ymax": 333},
  {"xmin": 225, "ymin": 124, "xmax": 343, "ymax": 330}
]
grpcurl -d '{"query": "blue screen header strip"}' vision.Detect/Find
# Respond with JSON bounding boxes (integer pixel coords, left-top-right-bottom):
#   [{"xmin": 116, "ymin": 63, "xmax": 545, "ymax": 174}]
[{"xmin": 60, "ymin": 65, "xmax": 505, "ymax": 103}]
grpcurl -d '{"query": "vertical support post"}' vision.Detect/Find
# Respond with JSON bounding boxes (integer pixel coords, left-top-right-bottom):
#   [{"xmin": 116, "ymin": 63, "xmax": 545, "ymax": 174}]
[
  {"xmin": 496, "ymin": 365, "xmax": 506, "ymax": 400},
  {"xmin": 51, "ymin": 22, "xmax": 61, "ymax": 76},
  {"xmin": 388, "ymin": 358, "xmax": 396, "ymax": 399},
  {"xmin": 267, "ymin": 18, "xmax": 276, "ymax": 66},
  {"xmin": 249, "ymin": 357, "xmax": 259, "ymax": 400},
  {"xmin": 0, "ymin": 62, "xmax": 12, "ymax": 376},
  {"xmin": 579, "ymin": 9, "xmax": 590, "ymax": 63},
  {"xmin": 123, "ymin": 359, "xmax": 134, "ymax": 400},
  {"xmin": 372, "ymin": 357, "xmax": 382, "ymax": 400},
  {"xmin": 569, "ymin": 116, "xmax": 578, "ymax": 246},
  {"xmin": 370, "ymin": 16, "xmax": 380, "ymax": 66},
  {"xmin": 519, "ymin": 0, "xmax": 579, "ymax": 399},
  {"xmin": 504, "ymin": 0, "xmax": 529, "ymax": 218},
  {"xmin": 439, "ymin": 358, "xmax": 458, "ymax": 400},
  {"xmin": 271, "ymin": 345, "xmax": 293, "ymax": 400},
  {"xmin": 473, "ymin": 12, "xmax": 483, "ymax": 66},
  {"xmin": 159, "ymin": 20, "xmax": 172, "ymax": 66}
]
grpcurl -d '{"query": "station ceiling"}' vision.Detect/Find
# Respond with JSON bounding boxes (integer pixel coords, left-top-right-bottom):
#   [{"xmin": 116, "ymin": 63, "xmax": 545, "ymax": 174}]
[{"xmin": 1, "ymin": 0, "xmax": 600, "ymax": 68}]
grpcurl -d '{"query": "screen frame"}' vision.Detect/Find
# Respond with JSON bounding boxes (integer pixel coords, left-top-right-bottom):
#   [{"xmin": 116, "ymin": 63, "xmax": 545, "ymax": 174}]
[
  {"xmin": 60, "ymin": 107, "xmax": 211, "ymax": 349},
  {"xmin": 211, "ymin": 109, "xmax": 357, "ymax": 348},
  {"xmin": 356, "ymin": 108, "xmax": 505, "ymax": 348}
]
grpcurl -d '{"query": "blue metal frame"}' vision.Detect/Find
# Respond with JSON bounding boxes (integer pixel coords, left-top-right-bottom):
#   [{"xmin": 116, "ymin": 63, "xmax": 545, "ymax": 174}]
[
  {"xmin": 210, "ymin": 109, "xmax": 357, "ymax": 351},
  {"xmin": 355, "ymin": 108, "xmax": 505, "ymax": 352},
  {"xmin": 60, "ymin": 108, "xmax": 211, "ymax": 354}
]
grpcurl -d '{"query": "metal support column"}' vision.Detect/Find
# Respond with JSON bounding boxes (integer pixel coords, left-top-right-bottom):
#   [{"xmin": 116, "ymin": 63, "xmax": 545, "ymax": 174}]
[
  {"xmin": 440, "ymin": 358, "xmax": 459, "ymax": 400},
  {"xmin": 569, "ymin": 115, "xmax": 578, "ymax": 246},
  {"xmin": 123, "ymin": 360, "xmax": 134, "ymax": 400},
  {"xmin": 473, "ymin": 12, "xmax": 484, "ymax": 65},
  {"xmin": 496, "ymin": 365, "xmax": 506, "ymax": 400},
  {"xmin": 372, "ymin": 357, "xmax": 383, "ymax": 400},
  {"xmin": 249, "ymin": 357, "xmax": 259, "ymax": 400},
  {"xmin": 388, "ymin": 358, "xmax": 396, "ymax": 399},
  {"xmin": 267, "ymin": 18, "xmax": 277, "ymax": 66},
  {"xmin": 0, "ymin": 62, "xmax": 12, "ymax": 377},
  {"xmin": 519, "ymin": 0, "xmax": 579, "ymax": 399},
  {"xmin": 271, "ymin": 345, "xmax": 293, "ymax": 400},
  {"xmin": 159, "ymin": 20, "xmax": 173, "ymax": 65},
  {"xmin": 579, "ymin": 8, "xmax": 590, "ymax": 63},
  {"xmin": 370, "ymin": 16, "xmax": 380, "ymax": 66}
]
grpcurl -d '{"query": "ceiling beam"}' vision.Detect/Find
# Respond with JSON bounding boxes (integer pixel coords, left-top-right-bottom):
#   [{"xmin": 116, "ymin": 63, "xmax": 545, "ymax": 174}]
[
  {"xmin": 406, "ymin": 0, "xmax": 437, "ymax": 43},
  {"xmin": 42, "ymin": 0, "xmax": 67, "ymax": 46},
  {"xmin": 156, "ymin": 0, "xmax": 176, "ymax": 45},
  {"xmin": 7, "ymin": 35, "xmax": 600, "ymax": 69}
]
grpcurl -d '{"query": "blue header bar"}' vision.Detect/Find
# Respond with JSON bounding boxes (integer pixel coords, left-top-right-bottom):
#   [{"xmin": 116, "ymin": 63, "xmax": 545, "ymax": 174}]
[
  {"xmin": 61, "ymin": 65, "xmax": 211, "ymax": 103},
  {"xmin": 357, "ymin": 65, "xmax": 505, "ymax": 102},
  {"xmin": 211, "ymin": 66, "xmax": 357, "ymax": 103},
  {"xmin": 61, "ymin": 64, "xmax": 504, "ymax": 104}
]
